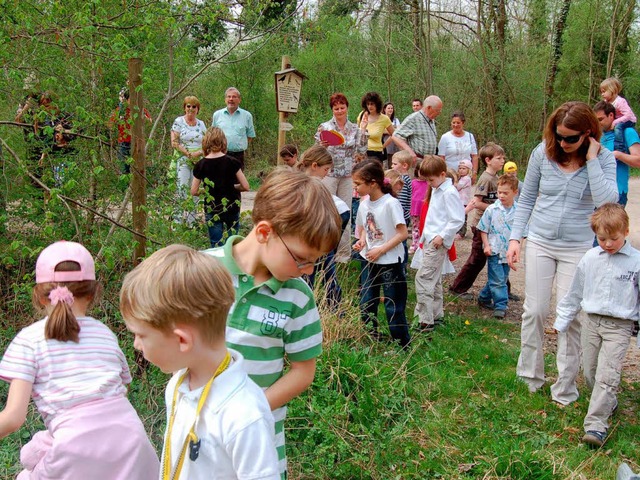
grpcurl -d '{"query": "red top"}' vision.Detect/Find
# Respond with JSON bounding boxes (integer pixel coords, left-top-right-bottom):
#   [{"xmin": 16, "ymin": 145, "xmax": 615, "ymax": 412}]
[
  {"xmin": 418, "ymin": 200, "xmax": 457, "ymax": 261},
  {"xmin": 110, "ymin": 107, "xmax": 151, "ymax": 143}
]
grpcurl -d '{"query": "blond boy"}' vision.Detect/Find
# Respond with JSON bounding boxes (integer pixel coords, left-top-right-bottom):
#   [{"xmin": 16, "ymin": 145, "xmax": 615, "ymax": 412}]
[
  {"xmin": 204, "ymin": 169, "xmax": 342, "ymax": 477},
  {"xmin": 554, "ymin": 203, "xmax": 640, "ymax": 448},
  {"xmin": 120, "ymin": 244, "xmax": 279, "ymax": 479}
]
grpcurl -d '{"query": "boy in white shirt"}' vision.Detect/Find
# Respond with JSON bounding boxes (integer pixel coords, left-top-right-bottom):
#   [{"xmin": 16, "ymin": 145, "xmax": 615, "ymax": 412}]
[
  {"xmin": 120, "ymin": 244, "xmax": 279, "ymax": 480},
  {"xmin": 414, "ymin": 155, "xmax": 465, "ymax": 332},
  {"xmin": 553, "ymin": 203, "xmax": 640, "ymax": 449}
]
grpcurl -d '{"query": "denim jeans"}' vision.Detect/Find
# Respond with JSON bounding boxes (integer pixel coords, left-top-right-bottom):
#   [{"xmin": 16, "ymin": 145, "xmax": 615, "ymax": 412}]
[
  {"xmin": 360, "ymin": 260, "xmax": 410, "ymax": 347},
  {"xmin": 205, "ymin": 211, "xmax": 240, "ymax": 248},
  {"xmin": 614, "ymin": 121, "xmax": 635, "ymax": 153},
  {"xmin": 117, "ymin": 141, "xmax": 131, "ymax": 174},
  {"xmin": 478, "ymin": 255, "xmax": 509, "ymax": 312}
]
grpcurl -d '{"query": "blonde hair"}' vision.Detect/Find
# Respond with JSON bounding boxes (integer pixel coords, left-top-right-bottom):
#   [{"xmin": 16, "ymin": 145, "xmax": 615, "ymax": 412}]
[
  {"xmin": 120, "ymin": 244, "xmax": 234, "ymax": 344},
  {"xmin": 590, "ymin": 203, "xmax": 629, "ymax": 236},
  {"xmin": 252, "ymin": 169, "xmax": 341, "ymax": 253},
  {"xmin": 202, "ymin": 127, "xmax": 227, "ymax": 155},
  {"xmin": 392, "ymin": 150, "xmax": 413, "ymax": 167},
  {"xmin": 295, "ymin": 145, "xmax": 332, "ymax": 172},
  {"xmin": 384, "ymin": 169, "xmax": 403, "ymax": 197},
  {"xmin": 600, "ymin": 77, "xmax": 622, "ymax": 96},
  {"xmin": 33, "ymin": 261, "xmax": 100, "ymax": 343},
  {"xmin": 182, "ymin": 96, "xmax": 200, "ymax": 111}
]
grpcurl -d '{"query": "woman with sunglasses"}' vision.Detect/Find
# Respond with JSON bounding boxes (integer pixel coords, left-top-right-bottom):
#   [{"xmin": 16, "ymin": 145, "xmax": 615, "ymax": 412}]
[
  {"xmin": 506, "ymin": 101, "xmax": 618, "ymax": 406},
  {"xmin": 171, "ymin": 96, "xmax": 207, "ymax": 225}
]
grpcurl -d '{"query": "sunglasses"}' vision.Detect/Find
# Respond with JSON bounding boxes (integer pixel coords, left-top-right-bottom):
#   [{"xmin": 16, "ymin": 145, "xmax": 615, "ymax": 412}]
[
  {"xmin": 185, "ymin": 104, "xmax": 198, "ymax": 109},
  {"xmin": 555, "ymin": 132, "xmax": 584, "ymax": 144}
]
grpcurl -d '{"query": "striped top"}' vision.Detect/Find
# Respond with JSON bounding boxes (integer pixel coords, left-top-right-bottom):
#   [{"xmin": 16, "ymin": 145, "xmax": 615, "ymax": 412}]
[
  {"xmin": 204, "ymin": 236, "xmax": 323, "ymax": 477},
  {"xmin": 510, "ymin": 142, "xmax": 618, "ymax": 246},
  {"xmin": 398, "ymin": 174, "xmax": 412, "ymax": 223},
  {"xmin": 0, "ymin": 317, "xmax": 130, "ymax": 427}
]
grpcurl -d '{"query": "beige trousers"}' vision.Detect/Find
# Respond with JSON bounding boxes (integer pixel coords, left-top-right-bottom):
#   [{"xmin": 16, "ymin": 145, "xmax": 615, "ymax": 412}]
[
  {"xmin": 516, "ymin": 239, "xmax": 589, "ymax": 404},
  {"xmin": 414, "ymin": 242, "xmax": 447, "ymax": 325},
  {"xmin": 582, "ymin": 313, "xmax": 633, "ymax": 432}
]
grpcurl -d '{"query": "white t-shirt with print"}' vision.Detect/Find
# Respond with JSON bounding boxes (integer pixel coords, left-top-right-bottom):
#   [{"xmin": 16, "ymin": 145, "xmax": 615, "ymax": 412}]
[{"xmin": 356, "ymin": 193, "xmax": 405, "ymax": 265}]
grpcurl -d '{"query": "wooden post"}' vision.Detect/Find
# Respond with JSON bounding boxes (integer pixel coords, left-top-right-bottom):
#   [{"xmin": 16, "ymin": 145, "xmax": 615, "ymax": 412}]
[
  {"xmin": 129, "ymin": 58, "xmax": 147, "ymax": 264},
  {"xmin": 277, "ymin": 55, "xmax": 291, "ymax": 165}
]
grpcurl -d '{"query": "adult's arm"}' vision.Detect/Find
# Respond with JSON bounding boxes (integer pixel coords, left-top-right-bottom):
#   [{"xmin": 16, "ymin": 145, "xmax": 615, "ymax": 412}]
[
  {"xmin": 585, "ymin": 137, "xmax": 619, "ymax": 205},
  {"xmin": 392, "ymin": 135, "xmax": 417, "ymax": 162},
  {"xmin": 190, "ymin": 178, "xmax": 201, "ymax": 196},
  {"xmin": 170, "ymin": 129, "xmax": 190, "ymax": 158},
  {"xmin": 614, "ymin": 129, "xmax": 640, "ymax": 167},
  {"xmin": 554, "ymin": 257, "xmax": 586, "ymax": 332}
]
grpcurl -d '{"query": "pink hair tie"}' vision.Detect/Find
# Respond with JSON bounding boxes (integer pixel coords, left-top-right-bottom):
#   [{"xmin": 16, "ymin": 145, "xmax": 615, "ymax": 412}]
[
  {"xmin": 49, "ymin": 286, "xmax": 74, "ymax": 306},
  {"xmin": 383, "ymin": 178, "xmax": 391, "ymax": 185}
]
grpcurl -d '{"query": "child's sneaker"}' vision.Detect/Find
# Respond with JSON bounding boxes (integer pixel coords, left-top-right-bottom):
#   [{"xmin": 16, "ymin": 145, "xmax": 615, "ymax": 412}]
[
  {"xmin": 478, "ymin": 299, "xmax": 493, "ymax": 310},
  {"xmin": 493, "ymin": 310, "xmax": 506, "ymax": 319},
  {"xmin": 582, "ymin": 430, "xmax": 606, "ymax": 448}
]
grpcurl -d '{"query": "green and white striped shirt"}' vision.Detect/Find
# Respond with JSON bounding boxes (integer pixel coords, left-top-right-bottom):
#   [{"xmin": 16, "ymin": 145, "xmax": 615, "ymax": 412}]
[{"xmin": 204, "ymin": 236, "xmax": 323, "ymax": 477}]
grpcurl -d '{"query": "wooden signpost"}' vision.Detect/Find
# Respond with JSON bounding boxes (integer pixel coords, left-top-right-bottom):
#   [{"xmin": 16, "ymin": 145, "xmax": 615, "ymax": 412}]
[{"xmin": 275, "ymin": 56, "xmax": 305, "ymax": 164}]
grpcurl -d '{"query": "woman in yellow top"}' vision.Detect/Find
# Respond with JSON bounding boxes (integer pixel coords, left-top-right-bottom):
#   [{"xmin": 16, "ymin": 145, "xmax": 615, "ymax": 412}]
[{"xmin": 358, "ymin": 92, "xmax": 395, "ymax": 164}]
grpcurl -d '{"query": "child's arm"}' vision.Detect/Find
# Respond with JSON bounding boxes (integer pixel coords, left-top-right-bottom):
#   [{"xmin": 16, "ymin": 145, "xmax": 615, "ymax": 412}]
[
  {"xmin": 264, "ymin": 358, "xmax": 316, "ymax": 411},
  {"xmin": 480, "ymin": 231, "xmax": 492, "ymax": 256},
  {"xmin": 235, "ymin": 169, "xmax": 250, "ymax": 192},
  {"xmin": 0, "ymin": 379, "xmax": 32, "ymax": 439},
  {"xmin": 190, "ymin": 177, "xmax": 201, "ymax": 196},
  {"xmin": 366, "ymin": 223, "xmax": 408, "ymax": 262}
]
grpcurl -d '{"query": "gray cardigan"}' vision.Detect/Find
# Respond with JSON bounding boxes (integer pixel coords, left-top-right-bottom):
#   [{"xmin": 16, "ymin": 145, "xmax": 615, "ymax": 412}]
[{"xmin": 510, "ymin": 142, "xmax": 618, "ymax": 246}]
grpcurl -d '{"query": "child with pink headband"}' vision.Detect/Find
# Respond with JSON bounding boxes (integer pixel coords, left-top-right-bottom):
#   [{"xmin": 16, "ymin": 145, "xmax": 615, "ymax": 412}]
[{"xmin": 0, "ymin": 241, "xmax": 158, "ymax": 479}]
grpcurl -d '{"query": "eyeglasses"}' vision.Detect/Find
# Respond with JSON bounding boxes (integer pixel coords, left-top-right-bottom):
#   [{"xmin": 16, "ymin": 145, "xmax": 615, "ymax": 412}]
[
  {"xmin": 555, "ymin": 132, "xmax": 584, "ymax": 144},
  {"xmin": 278, "ymin": 235, "xmax": 315, "ymax": 270},
  {"xmin": 185, "ymin": 104, "xmax": 198, "ymax": 109}
]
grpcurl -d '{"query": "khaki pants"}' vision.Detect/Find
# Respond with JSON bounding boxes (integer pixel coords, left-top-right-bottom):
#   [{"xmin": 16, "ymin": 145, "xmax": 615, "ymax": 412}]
[
  {"xmin": 414, "ymin": 242, "xmax": 447, "ymax": 325},
  {"xmin": 582, "ymin": 313, "xmax": 633, "ymax": 432},
  {"xmin": 322, "ymin": 175, "xmax": 353, "ymax": 262},
  {"xmin": 516, "ymin": 239, "xmax": 588, "ymax": 404}
]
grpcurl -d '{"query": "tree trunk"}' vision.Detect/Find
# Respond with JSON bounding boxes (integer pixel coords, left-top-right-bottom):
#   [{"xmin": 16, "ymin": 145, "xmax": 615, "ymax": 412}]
[
  {"xmin": 129, "ymin": 58, "xmax": 147, "ymax": 265},
  {"xmin": 543, "ymin": 0, "xmax": 571, "ymax": 124}
]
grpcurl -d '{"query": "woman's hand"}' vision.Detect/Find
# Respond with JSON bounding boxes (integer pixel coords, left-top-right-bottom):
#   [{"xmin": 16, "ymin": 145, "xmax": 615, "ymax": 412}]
[
  {"xmin": 586, "ymin": 136, "xmax": 601, "ymax": 161},
  {"xmin": 506, "ymin": 239, "xmax": 521, "ymax": 271}
]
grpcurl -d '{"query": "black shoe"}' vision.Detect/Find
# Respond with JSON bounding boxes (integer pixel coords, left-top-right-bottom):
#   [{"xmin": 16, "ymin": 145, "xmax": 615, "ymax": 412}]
[
  {"xmin": 434, "ymin": 316, "xmax": 445, "ymax": 326},
  {"xmin": 478, "ymin": 300, "xmax": 493, "ymax": 310},
  {"xmin": 632, "ymin": 322, "xmax": 639, "ymax": 337},
  {"xmin": 508, "ymin": 293, "xmax": 522, "ymax": 301},
  {"xmin": 453, "ymin": 292, "xmax": 474, "ymax": 301}
]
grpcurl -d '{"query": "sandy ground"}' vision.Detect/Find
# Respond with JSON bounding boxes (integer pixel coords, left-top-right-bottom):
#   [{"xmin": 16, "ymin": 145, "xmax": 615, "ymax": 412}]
[{"xmin": 241, "ymin": 177, "xmax": 640, "ymax": 382}]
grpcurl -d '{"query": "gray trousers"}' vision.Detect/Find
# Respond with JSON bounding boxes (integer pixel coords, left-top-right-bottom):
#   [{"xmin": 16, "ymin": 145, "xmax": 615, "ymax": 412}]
[{"xmin": 414, "ymin": 242, "xmax": 447, "ymax": 326}]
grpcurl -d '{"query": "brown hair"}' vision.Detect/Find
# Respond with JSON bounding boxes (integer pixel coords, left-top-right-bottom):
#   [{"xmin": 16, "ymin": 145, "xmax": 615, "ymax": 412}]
[
  {"xmin": 33, "ymin": 261, "xmax": 100, "ymax": 343},
  {"xmin": 451, "ymin": 110, "xmax": 466, "ymax": 122},
  {"xmin": 353, "ymin": 160, "xmax": 394, "ymax": 196},
  {"xmin": 202, "ymin": 127, "xmax": 227, "ymax": 155},
  {"xmin": 419, "ymin": 155, "xmax": 447, "ymax": 177},
  {"xmin": 361, "ymin": 92, "xmax": 383, "ymax": 114},
  {"xmin": 590, "ymin": 203, "xmax": 629, "ymax": 236},
  {"xmin": 543, "ymin": 101, "xmax": 602, "ymax": 166},
  {"xmin": 182, "ymin": 96, "xmax": 200, "ymax": 111},
  {"xmin": 296, "ymin": 145, "xmax": 332, "ymax": 172},
  {"xmin": 593, "ymin": 100, "xmax": 615, "ymax": 117},
  {"xmin": 498, "ymin": 174, "xmax": 519, "ymax": 192},
  {"xmin": 329, "ymin": 93, "xmax": 349, "ymax": 109},
  {"xmin": 279, "ymin": 144, "xmax": 298, "ymax": 159},
  {"xmin": 478, "ymin": 142, "xmax": 505, "ymax": 164},
  {"xmin": 252, "ymin": 169, "xmax": 342, "ymax": 254},
  {"xmin": 120, "ymin": 244, "xmax": 234, "ymax": 344}
]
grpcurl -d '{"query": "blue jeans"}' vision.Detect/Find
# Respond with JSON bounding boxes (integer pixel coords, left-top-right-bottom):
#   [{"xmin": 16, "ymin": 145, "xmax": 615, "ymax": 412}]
[
  {"xmin": 351, "ymin": 197, "xmax": 360, "ymax": 235},
  {"xmin": 117, "ymin": 142, "xmax": 131, "ymax": 174},
  {"xmin": 360, "ymin": 260, "xmax": 410, "ymax": 347},
  {"xmin": 478, "ymin": 255, "xmax": 509, "ymax": 312},
  {"xmin": 206, "ymin": 211, "xmax": 240, "ymax": 248},
  {"xmin": 614, "ymin": 121, "xmax": 635, "ymax": 153}
]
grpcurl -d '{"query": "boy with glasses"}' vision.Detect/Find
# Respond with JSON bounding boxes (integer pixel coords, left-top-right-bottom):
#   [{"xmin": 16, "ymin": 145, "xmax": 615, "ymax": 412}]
[{"xmin": 203, "ymin": 169, "xmax": 342, "ymax": 478}]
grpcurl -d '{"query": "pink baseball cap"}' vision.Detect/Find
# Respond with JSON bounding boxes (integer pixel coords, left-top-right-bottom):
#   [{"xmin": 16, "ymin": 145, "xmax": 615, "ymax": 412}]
[
  {"xmin": 459, "ymin": 160, "xmax": 472, "ymax": 170},
  {"xmin": 35, "ymin": 241, "xmax": 96, "ymax": 283}
]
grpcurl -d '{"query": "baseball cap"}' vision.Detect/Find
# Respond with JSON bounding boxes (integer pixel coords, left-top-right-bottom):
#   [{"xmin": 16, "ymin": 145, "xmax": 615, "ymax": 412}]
[
  {"xmin": 504, "ymin": 161, "xmax": 518, "ymax": 173},
  {"xmin": 458, "ymin": 160, "xmax": 472, "ymax": 170},
  {"xmin": 36, "ymin": 241, "xmax": 96, "ymax": 283}
]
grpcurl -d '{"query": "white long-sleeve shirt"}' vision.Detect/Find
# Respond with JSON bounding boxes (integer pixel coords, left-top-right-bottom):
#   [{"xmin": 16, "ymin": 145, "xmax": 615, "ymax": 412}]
[
  {"xmin": 554, "ymin": 241, "xmax": 640, "ymax": 333},
  {"xmin": 421, "ymin": 177, "xmax": 465, "ymax": 249}
]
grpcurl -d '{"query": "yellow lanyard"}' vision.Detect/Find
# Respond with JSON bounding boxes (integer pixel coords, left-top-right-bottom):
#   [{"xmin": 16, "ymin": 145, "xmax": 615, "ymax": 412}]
[{"xmin": 162, "ymin": 352, "xmax": 231, "ymax": 480}]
